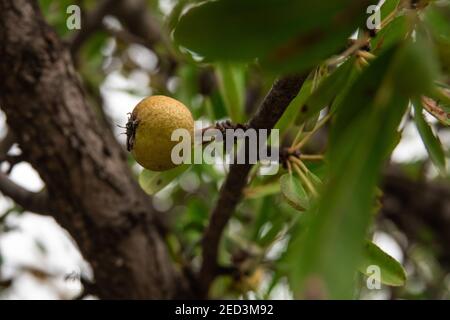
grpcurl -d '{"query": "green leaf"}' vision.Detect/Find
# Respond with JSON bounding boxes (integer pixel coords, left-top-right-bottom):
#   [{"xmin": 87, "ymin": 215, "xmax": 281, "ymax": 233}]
[
  {"xmin": 251, "ymin": 197, "xmax": 278, "ymax": 243},
  {"xmin": 174, "ymin": 0, "xmax": 377, "ymax": 72},
  {"xmin": 392, "ymin": 34, "xmax": 439, "ymax": 96},
  {"xmin": 286, "ymin": 45, "xmax": 410, "ymax": 299},
  {"xmin": 358, "ymin": 241, "xmax": 406, "ymax": 287},
  {"xmin": 280, "ymin": 174, "xmax": 310, "ymax": 212},
  {"xmin": 39, "ymin": 0, "xmax": 78, "ymax": 36},
  {"xmin": 380, "ymin": 0, "xmax": 400, "ymax": 21},
  {"xmin": 296, "ymin": 58, "xmax": 355, "ymax": 124},
  {"xmin": 274, "ymin": 79, "xmax": 313, "ymax": 133},
  {"xmin": 371, "ymin": 15, "xmax": 409, "ymax": 54},
  {"xmin": 244, "ymin": 183, "xmax": 280, "ymax": 199},
  {"xmin": 305, "ymin": 168, "xmax": 323, "ymax": 189},
  {"xmin": 425, "ymin": 4, "xmax": 450, "ymax": 43},
  {"xmin": 175, "ymin": 65, "xmax": 200, "ymax": 113},
  {"xmin": 276, "ymin": 58, "xmax": 357, "ymax": 134},
  {"xmin": 216, "ymin": 63, "xmax": 245, "ymax": 122},
  {"xmin": 425, "ymin": 4, "xmax": 450, "ymax": 73},
  {"xmin": 138, "ymin": 164, "xmax": 191, "ymax": 195},
  {"xmin": 413, "ymin": 100, "xmax": 447, "ymax": 175}
]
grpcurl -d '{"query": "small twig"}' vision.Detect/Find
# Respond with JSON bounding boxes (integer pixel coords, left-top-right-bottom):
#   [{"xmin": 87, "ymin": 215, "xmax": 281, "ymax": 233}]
[
  {"xmin": 0, "ymin": 130, "xmax": 49, "ymax": 215},
  {"xmin": 358, "ymin": 57, "xmax": 370, "ymax": 67},
  {"xmin": 289, "ymin": 113, "xmax": 332, "ymax": 152},
  {"xmin": 279, "ymin": 146, "xmax": 301, "ymax": 169},
  {"xmin": 380, "ymin": 7, "xmax": 399, "ymax": 29},
  {"xmin": 357, "ymin": 50, "xmax": 376, "ymax": 61},
  {"xmin": 300, "ymin": 154, "xmax": 324, "ymax": 161},
  {"xmin": 290, "ymin": 123, "xmax": 305, "ymax": 148},
  {"xmin": 326, "ymin": 36, "xmax": 370, "ymax": 66},
  {"xmin": 290, "ymin": 158, "xmax": 318, "ymax": 198},
  {"xmin": 286, "ymin": 159, "xmax": 293, "ymax": 175},
  {"xmin": 0, "ymin": 172, "xmax": 50, "ymax": 215},
  {"xmin": 292, "ymin": 156, "xmax": 314, "ymax": 179}
]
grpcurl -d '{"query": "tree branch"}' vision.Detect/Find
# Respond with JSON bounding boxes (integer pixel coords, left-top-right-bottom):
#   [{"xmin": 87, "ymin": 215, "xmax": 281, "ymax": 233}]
[
  {"xmin": 0, "ymin": 172, "xmax": 50, "ymax": 215},
  {"xmin": 0, "ymin": 130, "xmax": 50, "ymax": 214},
  {"xmin": 199, "ymin": 74, "xmax": 307, "ymax": 296},
  {"xmin": 0, "ymin": 130, "xmax": 15, "ymax": 155}
]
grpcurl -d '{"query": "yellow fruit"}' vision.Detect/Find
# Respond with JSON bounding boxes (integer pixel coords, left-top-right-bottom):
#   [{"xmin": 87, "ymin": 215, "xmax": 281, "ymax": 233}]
[
  {"xmin": 233, "ymin": 268, "xmax": 265, "ymax": 293},
  {"xmin": 127, "ymin": 95, "xmax": 194, "ymax": 171},
  {"xmin": 242, "ymin": 268, "xmax": 264, "ymax": 291}
]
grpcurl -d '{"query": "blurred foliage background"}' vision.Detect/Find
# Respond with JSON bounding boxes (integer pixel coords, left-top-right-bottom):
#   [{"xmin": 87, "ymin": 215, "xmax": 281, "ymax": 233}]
[{"xmin": 0, "ymin": 0, "xmax": 449, "ymax": 299}]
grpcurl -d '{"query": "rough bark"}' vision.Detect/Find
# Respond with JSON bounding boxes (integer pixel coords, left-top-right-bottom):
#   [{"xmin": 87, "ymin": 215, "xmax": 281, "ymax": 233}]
[{"xmin": 0, "ymin": 0, "xmax": 186, "ymax": 299}]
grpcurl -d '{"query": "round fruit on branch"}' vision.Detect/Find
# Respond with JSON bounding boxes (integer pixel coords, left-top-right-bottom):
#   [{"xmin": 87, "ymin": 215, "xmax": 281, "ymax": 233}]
[{"xmin": 127, "ymin": 95, "xmax": 194, "ymax": 171}]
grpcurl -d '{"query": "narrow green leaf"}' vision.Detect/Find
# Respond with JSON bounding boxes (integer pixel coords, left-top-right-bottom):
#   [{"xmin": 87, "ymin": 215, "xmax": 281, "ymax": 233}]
[
  {"xmin": 305, "ymin": 169, "xmax": 323, "ymax": 189},
  {"xmin": 175, "ymin": 0, "xmax": 296, "ymax": 61},
  {"xmin": 392, "ymin": 35, "xmax": 439, "ymax": 96},
  {"xmin": 274, "ymin": 79, "xmax": 313, "ymax": 133},
  {"xmin": 261, "ymin": 1, "xmax": 377, "ymax": 73},
  {"xmin": 358, "ymin": 241, "xmax": 406, "ymax": 287},
  {"xmin": 244, "ymin": 183, "xmax": 281, "ymax": 199},
  {"xmin": 280, "ymin": 174, "xmax": 310, "ymax": 212},
  {"xmin": 425, "ymin": 4, "xmax": 450, "ymax": 43},
  {"xmin": 425, "ymin": 4, "xmax": 450, "ymax": 72},
  {"xmin": 216, "ymin": 63, "xmax": 245, "ymax": 122},
  {"xmin": 380, "ymin": 0, "xmax": 400, "ymax": 21},
  {"xmin": 138, "ymin": 164, "xmax": 190, "ymax": 195},
  {"xmin": 286, "ymin": 45, "xmax": 409, "ymax": 299},
  {"xmin": 413, "ymin": 100, "xmax": 447, "ymax": 175},
  {"xmin": 296, "ymin": 58, "xmax": 355, "ymax": 124},
  {"xmin": 174, "ymin": 0, "xmax": 377, "ymax": 73},
  {"xmin": 251, "ymin": 197, "xmax": 278, "ymax": 243},
  {"xmin": 371, "ymin": 16, "xmax": 408, "ymax": 53}
]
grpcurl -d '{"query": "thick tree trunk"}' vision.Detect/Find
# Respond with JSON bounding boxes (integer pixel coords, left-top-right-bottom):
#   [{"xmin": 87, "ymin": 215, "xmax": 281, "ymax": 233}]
[{"xmin": 0, "ymin": 0, "xmax": 185, "ymax": 299}]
